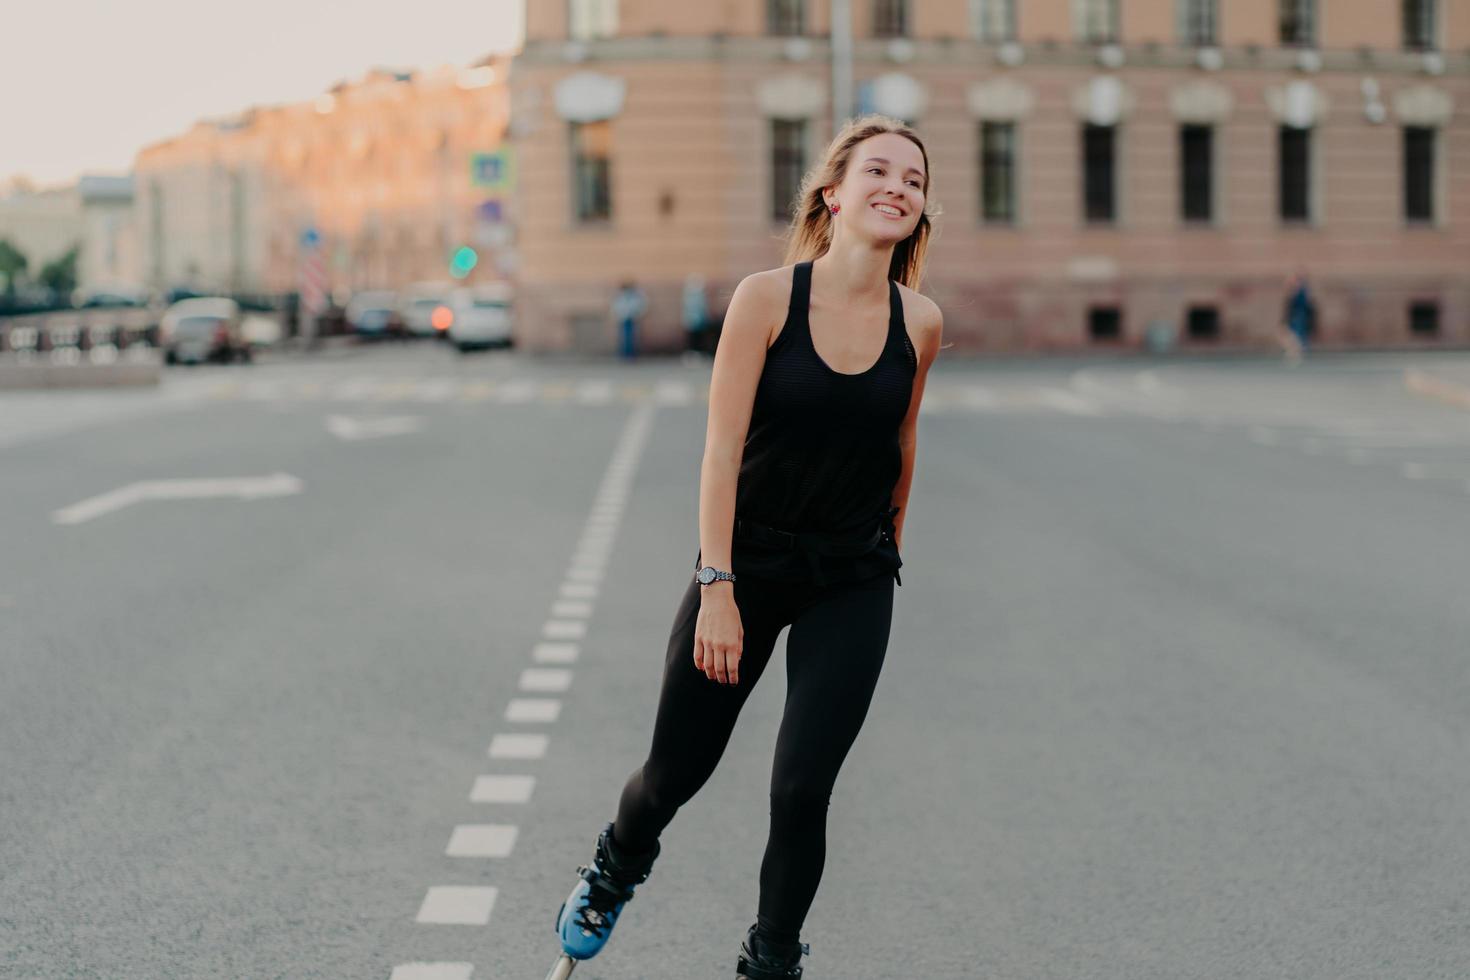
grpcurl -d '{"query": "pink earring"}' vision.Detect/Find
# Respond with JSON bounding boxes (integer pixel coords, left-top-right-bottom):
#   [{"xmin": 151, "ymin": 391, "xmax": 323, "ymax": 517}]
[{"xmin": 829, "ymin": 203, "xmax": 841, "ymax": 215}]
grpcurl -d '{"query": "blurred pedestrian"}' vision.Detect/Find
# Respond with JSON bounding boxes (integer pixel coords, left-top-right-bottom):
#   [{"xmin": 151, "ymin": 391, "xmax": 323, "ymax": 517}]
[
  {"xmin": 681, "ymin": 273, "xmax": 710, "ymax": 362},
  {"xmin": 548, "ymin": 115, "xmax": 942, "ymax": 980},
  {"xmin": 1279, "ymin": 270, "xmax": 1314, "ymax": 366},
  {"xmin": 611, "ymin": 280, "xmax": 646, "ymax": 360}
]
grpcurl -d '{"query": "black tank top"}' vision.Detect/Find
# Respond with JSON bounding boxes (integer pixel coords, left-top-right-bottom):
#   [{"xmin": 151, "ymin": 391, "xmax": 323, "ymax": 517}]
[{"xmin": 724, "ymin": 259, "xmax": 917, "ymax": 585}]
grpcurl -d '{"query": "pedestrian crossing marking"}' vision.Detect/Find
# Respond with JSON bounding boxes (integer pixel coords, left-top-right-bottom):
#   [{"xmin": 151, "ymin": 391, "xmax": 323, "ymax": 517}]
[{"xmin": 186, "ymin": 375, "xmax": 1187, "ymax": 416}]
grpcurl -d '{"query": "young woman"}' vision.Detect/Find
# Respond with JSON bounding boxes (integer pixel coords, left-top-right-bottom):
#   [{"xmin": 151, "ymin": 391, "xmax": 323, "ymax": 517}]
[{"xmin": 553, "ymin": 115, "xmax": 943, "ymax": 979}]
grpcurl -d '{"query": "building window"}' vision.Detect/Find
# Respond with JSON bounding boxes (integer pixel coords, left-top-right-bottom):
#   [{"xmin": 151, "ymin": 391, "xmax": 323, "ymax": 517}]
[
  {"xmin": 873, "ymin": 0, "xmax": 909, "ymax": 38},
  {"xmin": 571, "ymin": 120, "xmax": 612, "ymax": 223},
  {"xmin": 1074, "ymin": 0, "xmax": 1120, "ymax": 44},
  {"xmin": 1089, "ymin": 306, "xmax": 1122, "ymax": 342},
  {"xmin": 1279, "ymin": 0, "xmax": 1315, "ymax": 46},
  {"xmin": 569, "ymin": 0, "xmax": 618, "ymax": 42},
  {"xmin": 1403, "ymin": 0, "xmax": 1438, "ymax": 50},
  {"xmin": 771, "ymin": 118, "xmax": 807, "ymax": 223},
  {"xmin": 980, "ymin": 122, "xmax": 1017, "ymax": 224},
  {"xmin": 1083, "ymin": 123, "xmax": 1117, "ymax": 224},
  {"xmin": 1187, "ymin": 305, "xmax": 1220, "ymax": 341},
  {"xmin": 1178, "ymin": 0, "xmax": 1218, "ymax": 46},
  {"xmin": 1410, "ymin": 301, "xmax": 1440, "ymax": 336},
  {"xmin": 972, "ymin": 0, "xmax": 1017, "ymax": 42},
  {"xmin": 1404, "ymin": 126, "xmax": 1436, "ymax": 223},
  {"xmin": 1180, "ymin": 124, "xmax": 1213, "ymax": 223},
  {"xmin": 768, "ymin": 0, "xmax": 805, "ymax": 36},
  {"xmin": 1278, "ymin": 125, "xmax": 1311, "ymax": 223}
]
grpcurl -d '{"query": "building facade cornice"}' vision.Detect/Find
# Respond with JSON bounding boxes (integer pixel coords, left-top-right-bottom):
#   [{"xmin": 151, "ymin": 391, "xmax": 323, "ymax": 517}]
[{"xmin": 514, "ymin": 36, "xmax": 1469, "ymax": 77}]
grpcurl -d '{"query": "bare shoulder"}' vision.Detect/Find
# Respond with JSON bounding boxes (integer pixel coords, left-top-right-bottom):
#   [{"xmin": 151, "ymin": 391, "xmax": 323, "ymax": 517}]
[
  {"xmin": 895, "ymin": 281, "xmax": 944, "ymax": 362},
  {"xmin": 727, "ymin": 264, "xmax": 797, "ymax": 348},
  {"xmin": 736, "ymin": 264, "xmax": 796, "ymax": 313}
]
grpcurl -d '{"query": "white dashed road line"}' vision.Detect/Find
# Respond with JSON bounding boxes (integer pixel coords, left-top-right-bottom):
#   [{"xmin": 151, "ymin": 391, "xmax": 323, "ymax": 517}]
[
  {"xmin": 505, "ymin": 698, "xmax": 563, "ymax": 723},
  {"xmin": 520, "ymin": 668, "xmax": 575, "ymax": 693},
  {"xmin": 394, "ymin": 402, "xmax": 658, "ymax": 977},
  {"xmin": 488, "ymin": 733, "xmax": 549, "ymax": 760},
  {"xmin": 415, "ymin": 887, "xmax": 498, "ymax": 925},
  {"xmin": 390, "ymin": 964, "xmax": 474, "ymax": 980},
  {"xmin": 471, "ymin": 775, "xmax": 536, "ymax": 804},
  {"xmin": 445, "ymin": 825, "xmax": 519, "ymax": 858},
  {"xmin": 532, "ymin": 642, "xmax": 580, "ymax": 665}
]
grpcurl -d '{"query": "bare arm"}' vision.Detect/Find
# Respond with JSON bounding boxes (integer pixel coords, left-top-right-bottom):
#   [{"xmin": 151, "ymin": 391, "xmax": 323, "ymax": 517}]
[
  {"xmin": 697, "ymin": 272, "xmax": 779, "ymax": 591},
  {"xmin": 889, "ymin": 299, "xmax": 944, "ymax": 551}
]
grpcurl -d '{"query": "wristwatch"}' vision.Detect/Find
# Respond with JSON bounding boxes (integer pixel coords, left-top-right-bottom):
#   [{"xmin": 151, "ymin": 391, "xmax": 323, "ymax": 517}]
[{"xmin": 695, "ymin": 566, "xmax": 736, "ymax": 586}]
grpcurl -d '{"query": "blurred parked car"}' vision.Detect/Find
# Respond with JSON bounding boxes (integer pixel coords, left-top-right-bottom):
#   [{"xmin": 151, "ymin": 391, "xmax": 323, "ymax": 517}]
[
  {"xmin": 397, "ymin": 283, "xmax": 455, "ymax": 338},
  {"xmin": 73, "ymin": 283, "xmax": 153, "ymax": 309},
  {"xmin": 345, "ymin": 290, "xmax": 401, "ymax": 340},
  {"xmin": 241, "ymin": 312, "xmax": 283, "ymax": 348},
  {"xmin": 447, "ymin": 284, "xmax": 514, "ymax": 352},
  {"xmin": 158, "ymin": 297, "xmax": 251, "ymax": 365}
]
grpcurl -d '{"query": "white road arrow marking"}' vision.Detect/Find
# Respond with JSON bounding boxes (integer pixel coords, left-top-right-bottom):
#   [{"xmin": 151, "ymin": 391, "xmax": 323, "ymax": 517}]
[
  {"xmin": 52, "ymin": 473, "xmax": 304, "ymax": 525},
  {"xmin": 325, "ymin": 414, "xmax": 423, "ymax": 440}
]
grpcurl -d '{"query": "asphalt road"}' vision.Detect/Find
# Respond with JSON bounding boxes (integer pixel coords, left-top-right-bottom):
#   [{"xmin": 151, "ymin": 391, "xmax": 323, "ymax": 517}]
[{"xmin": 4, "ymin": 342, "xmax": 1470, "ymax": 979}]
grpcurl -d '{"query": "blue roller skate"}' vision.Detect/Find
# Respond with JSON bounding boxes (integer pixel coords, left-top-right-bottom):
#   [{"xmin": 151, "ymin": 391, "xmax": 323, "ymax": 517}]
[
  {"xmin": 552, "ymin": 822, "xmax": 660, "ymax": 963},
  {"xmin": 736, "ymin": 921, "xmax": 810, "ymax": 979}
]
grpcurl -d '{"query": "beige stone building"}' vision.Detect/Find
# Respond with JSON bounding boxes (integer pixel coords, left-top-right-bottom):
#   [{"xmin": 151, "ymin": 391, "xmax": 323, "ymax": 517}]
[
  {"xmin": 508, "ymin": 0, "xmax": 1470, "ymax": 353},
  {"xmin": 134, "ymin": 59, "xmax": 512, "ymax": 297},
  {"xmin": 0, "ymin": 177, "xmax": 140, "ymax": 293}
]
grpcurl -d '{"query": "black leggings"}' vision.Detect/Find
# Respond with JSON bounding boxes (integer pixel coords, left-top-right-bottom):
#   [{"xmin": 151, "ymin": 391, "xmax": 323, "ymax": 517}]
[{"xmin": 611, "ymin": 567, "xmax": 895, "ymax": 943}]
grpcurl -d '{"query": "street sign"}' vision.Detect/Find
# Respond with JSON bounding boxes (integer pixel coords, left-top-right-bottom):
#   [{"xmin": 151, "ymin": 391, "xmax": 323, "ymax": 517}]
[
  {"xmin": 471, "ymin": 150, "xmax": 515, "ymax": 190},
  {"xmin": 476, "ymin": 198, "xmax": 504, "ymax": 223}
]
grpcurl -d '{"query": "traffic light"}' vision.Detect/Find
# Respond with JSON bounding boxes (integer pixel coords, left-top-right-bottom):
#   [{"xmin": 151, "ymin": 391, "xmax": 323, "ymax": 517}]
[{"xmin": 450, "ymin": 246, "xmax": 478, "ymax": 279}]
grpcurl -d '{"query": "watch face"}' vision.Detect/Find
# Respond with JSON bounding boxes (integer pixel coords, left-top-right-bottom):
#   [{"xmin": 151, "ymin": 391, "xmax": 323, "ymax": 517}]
[{"xmin": 697, "ymin": 567, "xmax": 714, "ymax": 584}]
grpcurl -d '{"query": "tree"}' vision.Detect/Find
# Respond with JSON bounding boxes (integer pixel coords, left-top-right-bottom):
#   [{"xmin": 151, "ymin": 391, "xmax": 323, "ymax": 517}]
[
  {"xmin": 37, "ymin": 244, "xmax": 80, "ymax": 297},
  {"xmin": 0, "ymin": 238, "xmax": 26, "ymax": 297}
]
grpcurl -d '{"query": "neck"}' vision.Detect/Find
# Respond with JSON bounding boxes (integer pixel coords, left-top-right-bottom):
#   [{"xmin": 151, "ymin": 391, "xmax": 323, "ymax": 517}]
[{"xmin": 812, "ymin": 234, "xmax": 894, "ymax": 306}]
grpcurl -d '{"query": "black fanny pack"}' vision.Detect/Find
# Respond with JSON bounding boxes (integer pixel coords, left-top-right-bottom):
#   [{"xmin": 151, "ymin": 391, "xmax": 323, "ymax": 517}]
[{"xmin": 732, "ymin": 505, "xmax": 901, "ymax": 586}]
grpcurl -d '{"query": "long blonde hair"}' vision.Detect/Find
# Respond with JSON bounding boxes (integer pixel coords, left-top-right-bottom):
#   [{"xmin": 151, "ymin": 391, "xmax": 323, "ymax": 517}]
[{"xmin": 781, "ymin": 114, "xmax": 938, "ymax": 292}]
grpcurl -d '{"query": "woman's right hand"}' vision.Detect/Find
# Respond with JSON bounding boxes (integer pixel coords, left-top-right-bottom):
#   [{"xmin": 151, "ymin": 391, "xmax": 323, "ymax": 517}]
[{"xmin": 693, "ymin": 587, "xmax": 743, "ymax": 685}]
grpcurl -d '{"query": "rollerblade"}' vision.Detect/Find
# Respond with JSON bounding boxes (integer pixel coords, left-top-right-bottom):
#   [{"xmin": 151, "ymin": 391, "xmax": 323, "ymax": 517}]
[
  {"xmin": 548, "ymin": 821, "xmax": 660, "ymax": 975},
  {"xmin": 736, "ymin": 921, "xmax": 810, "ymax": 979}
]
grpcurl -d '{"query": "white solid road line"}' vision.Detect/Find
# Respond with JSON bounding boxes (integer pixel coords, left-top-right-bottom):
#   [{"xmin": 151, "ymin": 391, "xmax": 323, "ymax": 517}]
[
  {"xmin": 416, "ymin": 379, "xmax": 458, "ymax": 402},
  {"xmin": 390, "ymin": 963, "xmax": 474, "ymax": 980},
  {"xmin": 52, "ymin": 473, "xmax": 304, "ymax": 525},
  {"xmin": 470, "ymin": 775, "xmax": 536, "ymax": 804},
  {"xmin": 506, "ymin": 698, "xmax": 563, "ymax": 723},
  {"xmin": 415, "ymin": 886, "xmax": 498, "ymax": 925},
  {"xmin": 576, "ymin": 380, "xmax": 614, "ymax": 404},
  {"xmin": 497, "ymin": 379, "xmax": 537, "ymax": 403},
  {"xmin": 446, "ymin": 824, "xmax": 519, "ymax": 858},
  {"xmin": 325, "ymin": 414, "xmax": 423, "ymax": 441},
  {"xmin": 654, "ymin": 380, "xmax": 693, "ymax": 405},
  {"xmin": 487, "ymin": 733, "xmax": 549, "ymax": 759},
  {"xmin": 1034, "ymin": 388, "xmax": 1101, "ymax": 416}
]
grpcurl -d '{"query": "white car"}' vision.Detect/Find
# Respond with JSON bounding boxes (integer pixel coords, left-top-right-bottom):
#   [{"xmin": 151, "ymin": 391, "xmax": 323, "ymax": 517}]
[
  {"xmin": 158, "ymin": 297, "xmax": 250, "ymax": 365},
  {"xmin": 447, "ymin": 284, "xmax": 514, "ymax": 351},
  {"xmin": 397, "ymin": 283, "xmax": 456, "ymax": 338}
]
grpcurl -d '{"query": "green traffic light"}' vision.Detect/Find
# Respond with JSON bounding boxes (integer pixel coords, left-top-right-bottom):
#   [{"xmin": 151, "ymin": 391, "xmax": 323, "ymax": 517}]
[{"xmin": 450, "ymin": 246, "xmax": 478, "ymax": 278}]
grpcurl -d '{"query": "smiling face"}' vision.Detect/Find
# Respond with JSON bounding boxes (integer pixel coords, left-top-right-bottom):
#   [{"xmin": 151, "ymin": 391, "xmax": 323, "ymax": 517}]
[{"xmin": 824, "ymin": 132, "xmax": 927, "ymax": 243}]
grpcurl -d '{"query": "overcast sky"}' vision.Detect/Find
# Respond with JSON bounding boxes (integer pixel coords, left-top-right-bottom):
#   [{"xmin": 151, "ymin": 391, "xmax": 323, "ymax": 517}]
[{"xmin": 4, "ymin": 0, "xmax": 524, "ymax": 188}]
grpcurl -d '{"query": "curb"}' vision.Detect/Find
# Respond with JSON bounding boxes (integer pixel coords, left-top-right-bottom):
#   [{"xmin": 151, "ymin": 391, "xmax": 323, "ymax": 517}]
[
  {"xmin": 1404, "ymin": 368, "xmax": 1470, "ymax": 411},
  {"xmin": 0, "ymin": 359, "xmax": 162, "ymax": 389}
]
